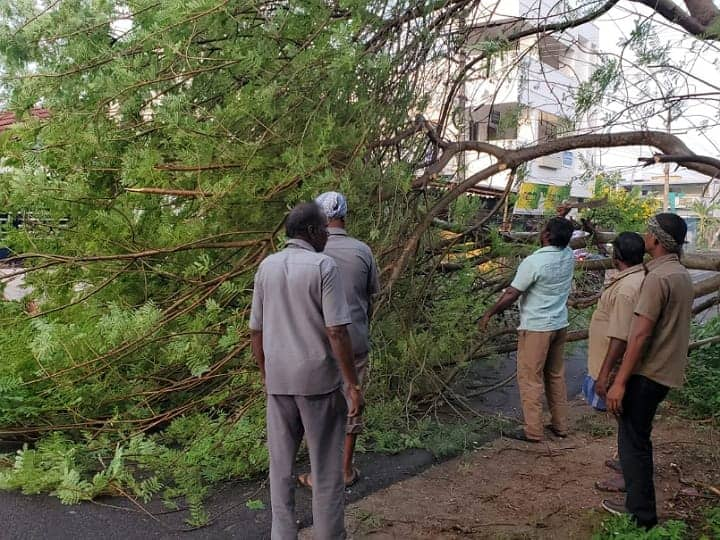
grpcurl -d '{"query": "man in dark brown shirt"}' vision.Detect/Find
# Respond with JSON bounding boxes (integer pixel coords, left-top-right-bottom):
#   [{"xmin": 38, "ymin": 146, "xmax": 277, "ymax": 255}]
[{"xmin": 602, "ymin": 213, "xmax": 693, "ymax": 529}]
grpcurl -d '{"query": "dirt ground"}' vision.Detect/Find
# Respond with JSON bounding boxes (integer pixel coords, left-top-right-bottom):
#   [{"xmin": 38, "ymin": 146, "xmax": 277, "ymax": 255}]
[{"xmin": 303, "ymin": 399, "xmax": 720, "ymax": 540}]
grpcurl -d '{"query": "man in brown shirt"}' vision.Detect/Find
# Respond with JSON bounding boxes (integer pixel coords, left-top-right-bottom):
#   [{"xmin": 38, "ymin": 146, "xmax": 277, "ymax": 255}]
[
  {"xmin": 602, "ymin": 213, "xmax": 693, "ymax": 529},
  {"xmin": 585, "ymin": 232, "xmax": 646, "ymax": 412}
]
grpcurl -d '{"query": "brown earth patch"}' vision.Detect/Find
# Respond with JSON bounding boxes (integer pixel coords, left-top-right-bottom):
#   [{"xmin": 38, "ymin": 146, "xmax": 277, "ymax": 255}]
[{"xmin": 304, "ymin": 399, "xmax": 720, "ymax": 539}]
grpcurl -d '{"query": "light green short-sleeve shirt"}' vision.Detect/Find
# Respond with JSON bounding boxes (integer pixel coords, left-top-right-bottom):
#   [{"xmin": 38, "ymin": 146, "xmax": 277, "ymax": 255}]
[{"xmin": 510, "ymin": 246, "xmax": 575, "ymax": 331}]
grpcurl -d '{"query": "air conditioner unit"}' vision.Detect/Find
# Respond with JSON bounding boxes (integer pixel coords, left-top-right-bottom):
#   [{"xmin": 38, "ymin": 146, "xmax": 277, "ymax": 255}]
[{"xmin": 537, "ymin": 154, "xmax": 562, "ymax": 169}]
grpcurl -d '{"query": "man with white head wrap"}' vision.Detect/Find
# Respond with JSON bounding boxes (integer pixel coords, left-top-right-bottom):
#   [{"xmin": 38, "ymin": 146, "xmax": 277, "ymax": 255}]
[
  {"xmin": 316, "ymin": 191, "xmax": 348, "ymax": 222},
  {"xmin": 601, "ymin": 213, "xmax": 693, "ymax": 530},
  {"xmin": 297, "ymin": 191, "xmax": 380, "ymax": 489}
]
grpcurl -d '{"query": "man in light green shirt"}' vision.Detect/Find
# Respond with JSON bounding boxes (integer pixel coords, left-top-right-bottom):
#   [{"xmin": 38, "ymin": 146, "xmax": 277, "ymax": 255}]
[{"xmin": 479, "ymin": 217, "xmax": 575, "ymax": 442}]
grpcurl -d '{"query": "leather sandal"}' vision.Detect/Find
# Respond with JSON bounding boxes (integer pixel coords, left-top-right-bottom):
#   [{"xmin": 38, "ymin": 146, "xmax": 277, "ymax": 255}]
[{"xmin": 345, "ymin": 467, "xmax": 360, "ymax": 488}]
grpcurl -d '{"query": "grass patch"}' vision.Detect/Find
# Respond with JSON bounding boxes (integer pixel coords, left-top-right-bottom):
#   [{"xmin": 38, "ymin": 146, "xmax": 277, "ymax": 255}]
[
  {"xmin": 576, "ymin": 412, "xmax": 616, "ymax": 438},
  {"xmin": 358, "ymin": 398, "xmax": 513, "ymax": 458},
  {"xmin": 594, "ymin": 506, "xmax": 720, "ymax": 539}
]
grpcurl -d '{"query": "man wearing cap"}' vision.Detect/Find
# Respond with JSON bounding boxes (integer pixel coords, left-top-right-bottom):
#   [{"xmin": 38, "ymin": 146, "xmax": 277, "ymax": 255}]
[
  {"xmin": 297, "ymin": 191, "xmax": 379, "ymax": 489},
  {"xmin": 601, "ymin": 213, "xmax": 693, "ymax": 529},
  {"xmin": 249, "ymin": 202, "xmax": 363, "ymax": 540}
]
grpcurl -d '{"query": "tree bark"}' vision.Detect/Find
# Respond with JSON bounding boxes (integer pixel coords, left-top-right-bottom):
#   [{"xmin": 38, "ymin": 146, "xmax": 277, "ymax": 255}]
[{"xmin": 578, "ymin": 252, "xmax": 720, "ymax": 272}]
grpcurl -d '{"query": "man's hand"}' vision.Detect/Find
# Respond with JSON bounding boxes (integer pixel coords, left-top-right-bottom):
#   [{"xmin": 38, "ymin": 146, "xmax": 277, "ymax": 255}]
[
  {"xmin": 595, "ymin": 374, "xmax": 608, "ymax": 399},
  {"xmin": 477, "ymin": 313, "xmax": 492, "ymax": 332},
  {"xmin": 347, "ymin": 386, "xmax": 365, "ymax": 417},
  {"xmin": 606, "ymin": 382, "xmax": 626, "ymax": 415}
]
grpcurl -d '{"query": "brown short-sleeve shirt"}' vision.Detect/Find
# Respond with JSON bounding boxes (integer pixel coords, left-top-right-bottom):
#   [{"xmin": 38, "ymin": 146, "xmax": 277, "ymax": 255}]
[
  {"xmin": 249, "ymin": 238, "xmax": 352, "ymax": 395},
  {"xmin": 323, "ymin": 227, "xmax": 380, "ymax": 356},
  {"xmin": 587, "ymin": 264, "xmax": 645, "ymax": 379},
  {"xmin": 631, "ymin": 254, "xmax": 693, "ymax": 388}
]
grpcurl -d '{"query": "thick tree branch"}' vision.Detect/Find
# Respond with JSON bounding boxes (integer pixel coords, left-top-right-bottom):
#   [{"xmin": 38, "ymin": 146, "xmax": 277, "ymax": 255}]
[
  {"xmin": 638, "ymin": 153, "xmax": 720, "ymax": 173},
  {"xmin": 125, "ymin": 187, "xmax": 213, "ymax": 197},
  {"xmin": 629, "ymin": 0, "xmax": 720, "ymax": 39}
]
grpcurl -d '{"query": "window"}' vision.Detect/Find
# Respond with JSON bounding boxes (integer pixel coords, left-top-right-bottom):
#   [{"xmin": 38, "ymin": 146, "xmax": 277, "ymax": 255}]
[
  {"xmin": 538, "ymin": 115, "xmax": 557, "ymax": 142},
  {"xmin": 538, "ymin": 36, "xmax": 564, "ymax": 70},
  {"xmin": 469, "ymin": 120, "xmax": 480, "ymax": 141},
  {"xmin": 486, "ymin": 105, "xmax": 518, "ymax": 141},
  {"xmin": 562, "ymin": 151, "xmax": 573, "ymax": 168}
]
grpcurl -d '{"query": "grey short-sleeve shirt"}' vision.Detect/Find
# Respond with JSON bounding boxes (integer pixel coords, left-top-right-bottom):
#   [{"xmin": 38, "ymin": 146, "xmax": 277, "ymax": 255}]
[
  {"xmin": 249, "ymin": 238, "xmax": 352, "ymax": 395},
  {"xmin": 323, "ymin": 227, "xmax": 380, "ymax": 356}
]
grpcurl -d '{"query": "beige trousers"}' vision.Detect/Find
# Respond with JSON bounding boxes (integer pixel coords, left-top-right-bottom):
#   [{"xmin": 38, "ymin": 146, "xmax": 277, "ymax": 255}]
[{"xmin": 516, "ymin": 328, "xmax": 569, "ymax": 440}]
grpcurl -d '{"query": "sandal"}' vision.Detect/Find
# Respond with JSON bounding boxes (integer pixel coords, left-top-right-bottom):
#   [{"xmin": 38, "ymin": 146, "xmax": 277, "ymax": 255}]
[
  {"xmin": 297, "ymin": 473, "xmax": 312, "ymax": 489},
  {"xmin": 604, "ymin": 459, "xmax": 622, "ymax": 473},
  {"xmin": 345, "ymin": 467, "xmax": 360, "ymax": 488},
  {"xmin": 298, "ymin": 469, "xmax": 361, "ymax": 489}
]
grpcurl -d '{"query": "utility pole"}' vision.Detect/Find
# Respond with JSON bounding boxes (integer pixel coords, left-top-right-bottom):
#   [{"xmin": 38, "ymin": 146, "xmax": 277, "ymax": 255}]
[
  {"xmin": 456, "ymin": 18, "xmax": 467, "ymax": 186},
  {"xmin": 663, "ymin": 107, "xmax": 671, "ymax": 211}
]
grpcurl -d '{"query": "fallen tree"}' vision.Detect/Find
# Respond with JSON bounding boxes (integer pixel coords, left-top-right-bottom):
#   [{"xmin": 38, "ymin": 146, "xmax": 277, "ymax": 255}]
[{"xmin": 0, "ymin": 0, "xmax": 719, "ymax": 521}]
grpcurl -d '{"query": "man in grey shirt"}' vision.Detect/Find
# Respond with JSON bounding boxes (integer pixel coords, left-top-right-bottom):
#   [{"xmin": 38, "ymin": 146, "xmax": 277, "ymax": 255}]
[
  {"xmin": 296, "ymin": 191, "xmax": 379, "ymax": 488},
  {"xmin": 249, "ymin": 202, "xmax": 363, "ymax": 540}
]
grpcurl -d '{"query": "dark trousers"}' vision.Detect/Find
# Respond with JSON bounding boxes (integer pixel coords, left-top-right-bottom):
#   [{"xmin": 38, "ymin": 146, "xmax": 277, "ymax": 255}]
[{"xmin": 618, "ymin": 375, "xmax": 669, "ymax": 529}]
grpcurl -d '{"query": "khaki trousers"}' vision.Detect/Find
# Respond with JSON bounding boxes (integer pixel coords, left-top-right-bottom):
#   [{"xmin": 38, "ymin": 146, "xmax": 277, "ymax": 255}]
[
  {"xmin": 516, "ymin": 328, "xmax": 569, "ymax": 440},
  {"xmin": 267, "ymin": 390, "xmax": 347, "ymax": 540}
]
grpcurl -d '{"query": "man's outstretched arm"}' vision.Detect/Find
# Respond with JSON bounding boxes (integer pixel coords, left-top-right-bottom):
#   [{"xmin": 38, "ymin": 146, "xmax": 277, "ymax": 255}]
[{"xmin": 478, "ymin": 286, "xmax": 523, "ymax": 331}]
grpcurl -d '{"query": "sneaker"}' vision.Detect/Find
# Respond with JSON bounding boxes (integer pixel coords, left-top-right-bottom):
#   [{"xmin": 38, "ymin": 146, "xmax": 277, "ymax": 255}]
[
  {"xmin": 504, "ymin": 427, "xmax": 542, "ymax": 443},
  {"xmin": 601, "ymin": 499, "xmax": 629, "ymax": 516}
]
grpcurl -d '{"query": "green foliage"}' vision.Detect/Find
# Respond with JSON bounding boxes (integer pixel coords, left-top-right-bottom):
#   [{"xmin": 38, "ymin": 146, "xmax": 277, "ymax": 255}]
[
  {"xmin": 360, "ymin": 398, "xmax": 511, "ymax": 458},
  {"xmin": 0, "ymin": 0, "xmax": 415, "ymax": 517},
  {"xmin": 581, "ymin": 172, "xmax": 659, "ymax": 232},
  {"xmin": 594, "ymin": 514, "xmax": 687, "ymax": 539},
  {"xmin": 672, "ymin": 315, "xmax": 720, "ymax": 421},
  {"xmin": 595, "ymin": 506, "xmax": 720, "ymax": 539},
  {"xmin": 690, "ymin": 201, "xmax": 720, "ymax": 250},
  {"xmin": 576, "ymin": 59, "xmax": 621, "ymax": 116},
  {"xmin": 576, "ymin": 412, "xmax": 616, "ymax": 438},
  {"xmin": 704, "ymin": 507, "xmax": 720, "ymax": 538},
  {"xmin": 246, "ymin": 499, "xmax": 266, "ymax": 511},
  {"xmin": 626, "ymin": 19, "xmax": 671, "ymax": 66},
  {"xmin": 450, "ymin": 195, "xmax": 483, "ymax": 225}
]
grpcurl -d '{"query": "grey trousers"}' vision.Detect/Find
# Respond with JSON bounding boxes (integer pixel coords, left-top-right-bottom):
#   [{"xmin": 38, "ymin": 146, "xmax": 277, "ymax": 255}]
[{"xmin": 267, "ymin": 390, "xmax": 347, "ymax": 540}]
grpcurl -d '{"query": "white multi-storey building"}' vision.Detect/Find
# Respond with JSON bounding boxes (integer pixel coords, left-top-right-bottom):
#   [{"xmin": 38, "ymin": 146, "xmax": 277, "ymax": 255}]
[{"xmin": 431, "ymin": 0, "xmax": 601, "ymax": 212}]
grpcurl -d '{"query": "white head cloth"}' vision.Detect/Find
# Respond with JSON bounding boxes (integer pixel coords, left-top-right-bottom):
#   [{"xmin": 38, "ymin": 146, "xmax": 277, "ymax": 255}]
[{"xmin": 315, "ymin": 191, "xmax": 348, "ymax": 220}]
